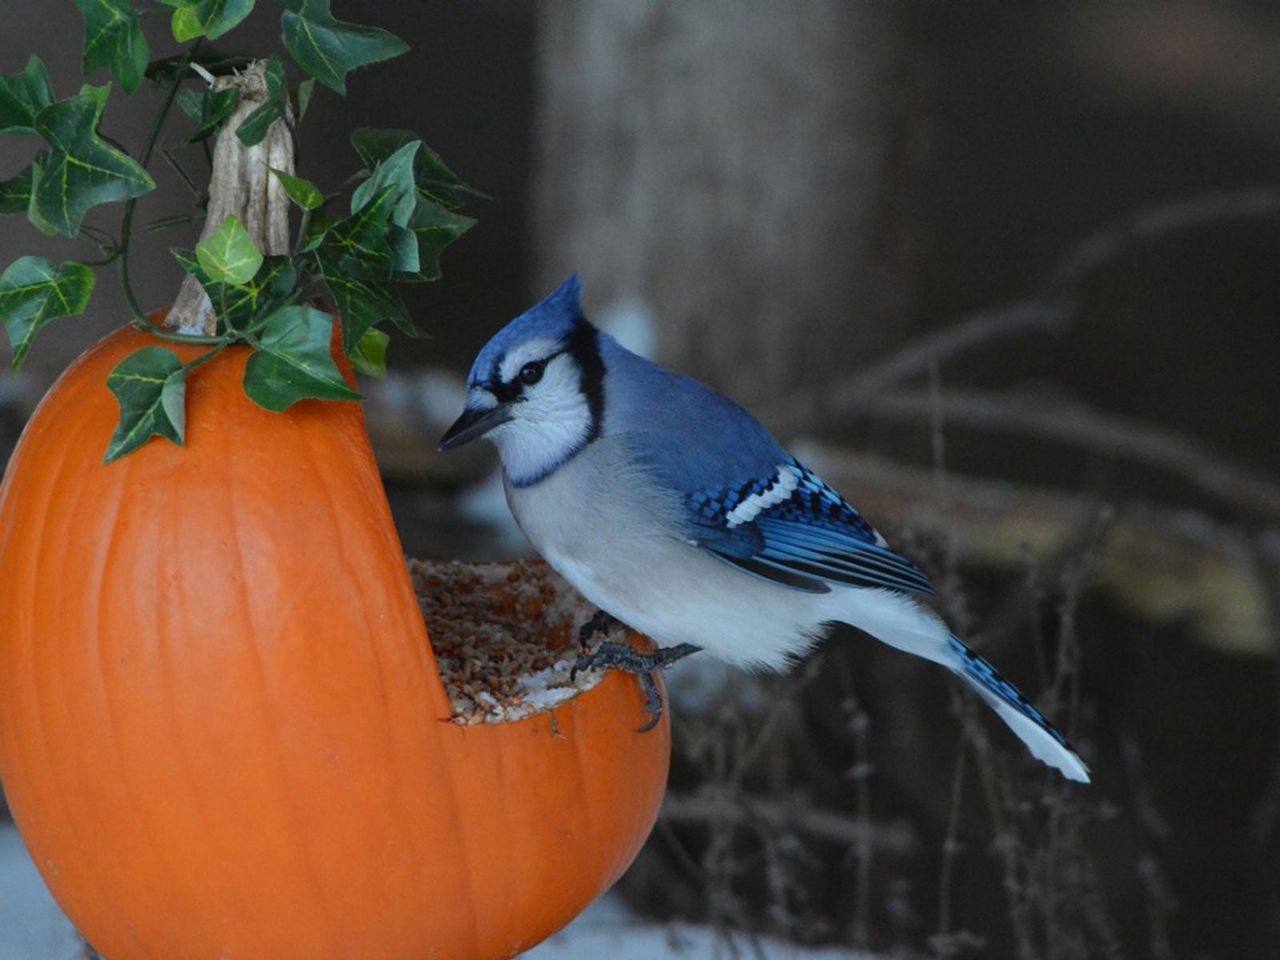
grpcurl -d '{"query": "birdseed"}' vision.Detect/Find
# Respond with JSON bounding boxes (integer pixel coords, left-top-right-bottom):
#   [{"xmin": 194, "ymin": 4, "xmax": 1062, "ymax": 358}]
[{"xmin": 408, "ymin": 558, "xmax": 611, "ymax": 724}]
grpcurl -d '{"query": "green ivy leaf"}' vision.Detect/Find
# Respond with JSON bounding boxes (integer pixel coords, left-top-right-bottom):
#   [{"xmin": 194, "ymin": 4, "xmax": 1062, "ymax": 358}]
[
  {"xmin": 0, "ymin": 56, "xmax": 55, "ymax": 135},
  {"xmin": 351, "ymin": 139, "xmax": 418, "ymax": 226},
  {"xmin": 77, "ymin": 82, "xmax": 111, "ymax": 114},
  {"xmin": 29, "ymin": 87, "xmax": 155, "ymax": 237},
  {"xmin": 294, "ymin": 77, "xmax": 315, "ymax": 120},
  {"xmin": 270, "ymin": 167, "xmax": 323, "ymax": 210},
  {"xmin": 24, "ymin": 156, "xmax": 56, "ymax": 235},
  {"xmin": 171, "ymin": 6, "xmax": 203, "ymax": 42},
  {"xmin": 234, "ymin": 56, "xmax": 286, "ymax": 147},
  {"xmin": 316, "ymin": 183, "xmax": 398, "ymax": 280},
  {"xmin": 349, "ymin": 140, "xmax": 422, "ymax": 274},
  {"xmin": 196, "ymin": 215, "xmax": 264, "ymax": 285},
  {"xmin": 401, "ymin": 198, "xmax": 475, "ymax": 283},
  {"xmin": 0, "ymin": 257, "xmax": 95, "ymax": 369},
  {"xmin": 317, "ymin": 267, "xmax": 410, "ymax": 351},
  {"xmin": 168, "ymin": 0, "xmax": 255, "ymax": 42},
  {"xmin": 104, "ymin": 347, "xmax": 186, "ymax": 463},
  {"xmin": 174, "ymin": 249, "xmax": 295, "ymax": 331},
  {"xmin": 301, "ymin": 207, "xmax": 338, "ymax": 250},
  {"xmin": 243, "ymin": 305, "xmax": 361, "ymax": 412},
  {"xmin": 347, "ymin": 137, "xmax": 474, "ymax": 282},
  {"xmin": 72, "ymin": 0, "xmax": 148, "ymax": 95},
  {"xmin": 0, "ymin": 167, "xmax": 33, "ymax": 216},
  {"xmin": 280, "ymin": 0, "xmax": 408, "ymax": 94},
  {"xmin": 349, "ymin": 326, "xmax": 389, "ymax": 378},
  {"xmin": 351, "ymin": 127, "xmax": 484, "ymax": 210},
  {"xmin": 187, "ymin": 86, "xmax": 240, "ymax": 142},
  {"xmin": 175, "ymin": 87, "xmax": 202, "ymax": 122}
]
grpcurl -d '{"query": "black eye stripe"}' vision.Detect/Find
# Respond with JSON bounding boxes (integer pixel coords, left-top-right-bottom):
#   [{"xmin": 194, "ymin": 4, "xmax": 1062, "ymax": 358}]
[{"xmin": 487, "ymin": 349, "xmax": 568, "ymax": 400}]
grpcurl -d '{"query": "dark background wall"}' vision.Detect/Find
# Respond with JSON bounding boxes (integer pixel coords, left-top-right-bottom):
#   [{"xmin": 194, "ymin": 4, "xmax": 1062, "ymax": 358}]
[{"xmin": 2, "ymin": 2, "xmax": 1279, "ymax": 958}]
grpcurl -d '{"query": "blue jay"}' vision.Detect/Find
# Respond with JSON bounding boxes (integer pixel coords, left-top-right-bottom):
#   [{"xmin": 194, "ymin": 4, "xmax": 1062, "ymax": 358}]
[{"xmin": 441, "ymin": 276, "xmax": 1090, "ymax": 783}]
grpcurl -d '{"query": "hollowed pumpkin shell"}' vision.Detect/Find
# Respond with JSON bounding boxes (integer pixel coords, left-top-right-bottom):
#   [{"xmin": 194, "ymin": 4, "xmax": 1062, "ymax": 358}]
[{"xmin": 0, "ymin": 324, "xmax": 670, "ymax": 960}]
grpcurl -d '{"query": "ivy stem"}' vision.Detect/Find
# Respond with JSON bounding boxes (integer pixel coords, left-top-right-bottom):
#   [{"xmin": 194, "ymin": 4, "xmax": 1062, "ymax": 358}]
[
  {"xmin": 130, "ymin": 316, "xmax": 227, "ymax": 345},
  {"xmin": 183, "ymin": 341, "xmax": 228, "ymax": 374},
  {"xmin": 119, "ymin": 44, "xmax": 198, "ymax": 327},
  {"xmin": 292, "ymin": 207, "xmax": 311, "ymax": 257}
]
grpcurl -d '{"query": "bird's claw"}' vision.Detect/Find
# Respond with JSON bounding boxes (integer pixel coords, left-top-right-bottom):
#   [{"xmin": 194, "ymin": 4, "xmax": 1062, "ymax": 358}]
[
  {"xmin": 570, "ymin": 641, "xmax": 702, "ymax": 732},
  {"xmin": 577, "ymin": 608, "xmax": 619, "ymax": 653}
]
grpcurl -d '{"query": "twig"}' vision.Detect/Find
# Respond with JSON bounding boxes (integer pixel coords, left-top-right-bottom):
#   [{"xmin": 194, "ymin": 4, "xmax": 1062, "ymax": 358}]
[
  {"xmin": 789, "ymin": 300, "xmax": 1070, "ymax": 423},
  {"xmin": 785, "ymin": 187, "xmax": 1280, "ymax": 430},
  {"xmin": 861, "ymin": 387, "xmax": 1280, "ymax": 522},
  {"xmin": 1135, "ymin": 856, "xmax": 1177, "ymax": 960},
  {"xmin": 933, "ymin": 747, "xmax": 968, "ymax": 955},
  {"xmin": 659, "ymin": 792, "xmax": 917, "ymax": 856},
  {"xmin": 118, "ymin": 44, "xmax": 198, "ymax": 324},
  {"xmin": 833, "ymin": 664, "xmax": 875, "ymax": 950},
  {"xmin": 1044, "ymin": 187, "xmax": 1280, "ymax": 290}
]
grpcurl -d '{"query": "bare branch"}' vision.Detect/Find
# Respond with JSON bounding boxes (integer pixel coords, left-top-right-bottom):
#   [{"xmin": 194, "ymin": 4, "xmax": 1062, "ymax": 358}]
[
  {"xmin": 812, "ymin": 300, "xmax": 1071, "ymax": 418},
  {"xmin": 1046, "ymin": 187, "xmax": 1280, "ymax": 291},
  {"xmin": 660, "ymin": 791, "xmax": 918, "ymax": 856},
  {"xmin": 781, "ymin": 187, "xmax": 1280, "ymax": 430},
  {"xmin": 862, "ymin": 387, "xmax": 1280, "ymax": 522}
]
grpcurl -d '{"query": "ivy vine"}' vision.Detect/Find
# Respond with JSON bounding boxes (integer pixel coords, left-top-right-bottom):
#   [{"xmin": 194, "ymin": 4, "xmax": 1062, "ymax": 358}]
[{"xmin": 0, "ymin": 0, "xmax": 479, "ymax": 462}]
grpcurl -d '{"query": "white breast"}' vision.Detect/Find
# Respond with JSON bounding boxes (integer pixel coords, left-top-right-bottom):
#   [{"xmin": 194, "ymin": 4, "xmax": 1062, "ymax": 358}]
[{"xmin": 504, "ymin": 439, "xmax": 848, "ymax": 669}]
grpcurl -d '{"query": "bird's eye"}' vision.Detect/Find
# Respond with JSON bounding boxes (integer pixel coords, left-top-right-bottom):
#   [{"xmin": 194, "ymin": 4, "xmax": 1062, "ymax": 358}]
[{"xmin": 518, "ymin": 361, "xmax": 545, "ymax": 386}]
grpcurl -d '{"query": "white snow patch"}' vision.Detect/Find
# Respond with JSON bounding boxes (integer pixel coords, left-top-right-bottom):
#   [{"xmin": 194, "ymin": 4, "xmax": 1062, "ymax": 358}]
[
  {"xmin": 0, "ymin": 822, "xmax": 82, "ymax": 960},
  {"xmin": 524, "ymin": 892, "xmax": 878, "ymax": 959}
]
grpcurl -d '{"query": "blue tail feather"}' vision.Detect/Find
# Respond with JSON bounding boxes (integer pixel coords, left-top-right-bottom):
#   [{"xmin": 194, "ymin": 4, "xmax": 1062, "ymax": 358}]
[{"xmin": 946, "ymin": 635, "xmax": 1077, "ymax": 755}]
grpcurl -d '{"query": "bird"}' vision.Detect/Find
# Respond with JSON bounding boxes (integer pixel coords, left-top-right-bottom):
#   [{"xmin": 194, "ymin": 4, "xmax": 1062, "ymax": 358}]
[{"xmin": 440, "ymin": 275, "xmax": 1090, "ymax": 783}]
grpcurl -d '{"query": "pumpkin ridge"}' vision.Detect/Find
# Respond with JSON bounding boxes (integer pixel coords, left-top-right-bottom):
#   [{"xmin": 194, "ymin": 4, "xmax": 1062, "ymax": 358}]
[
  {"xmin": 85, "ymin": 428, "xmax": 191, "ymax": 951},
  {"xmin": 439, "ymin": 726, "xmax": 487, "ymax": 960},
  {"xmin": 153, "ymin": 460, "xmax": 251, "ymax": 943},
  {"xmin": 291, "ymin": 419, "xmax": 402, "ymax": 766},
  {"xmin": 223, "ymin": 445, "xmax": 346, "ymax": 955},
  {"xmin": 29, "ymin": 398, "xmax": 151, "ymax": 954},
  {"xmin": 564, "ymin": 702, "xmax": 602, "ymax": 904},
  {"xmin": 286, "ymin": 410, "xmax": 413, "ymax": 933}
]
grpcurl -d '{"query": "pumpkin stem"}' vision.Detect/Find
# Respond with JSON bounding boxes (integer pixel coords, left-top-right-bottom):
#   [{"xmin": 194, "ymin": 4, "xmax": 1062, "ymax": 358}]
[{"xmin": 166, "ymin": 61, "xmax": 295, "ymax": 336}]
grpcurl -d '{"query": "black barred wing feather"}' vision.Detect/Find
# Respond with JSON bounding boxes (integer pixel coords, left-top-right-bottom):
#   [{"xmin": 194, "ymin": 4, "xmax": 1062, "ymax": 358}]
[{"xmin": 684, "ymin": 459, "xmax": 935, "ymax": 596}]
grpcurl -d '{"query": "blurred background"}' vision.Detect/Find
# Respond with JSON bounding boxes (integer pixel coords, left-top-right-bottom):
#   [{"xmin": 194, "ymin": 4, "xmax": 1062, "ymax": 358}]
[{"xmin": 2, "ymin": 1, "xmax": 1280, "ymax": 957}]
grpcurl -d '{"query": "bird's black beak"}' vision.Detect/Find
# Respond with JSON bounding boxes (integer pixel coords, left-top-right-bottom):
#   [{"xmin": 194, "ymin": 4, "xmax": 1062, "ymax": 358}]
[{"xmin": 439, "ymin": 403, "xmax": 513, "ymax": 451}]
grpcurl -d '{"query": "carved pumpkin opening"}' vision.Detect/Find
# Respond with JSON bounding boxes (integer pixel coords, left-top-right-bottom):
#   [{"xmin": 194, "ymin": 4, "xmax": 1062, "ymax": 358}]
[{"xmin": 409, "ymin": 558, "xmax": 607, "ymax": 724}]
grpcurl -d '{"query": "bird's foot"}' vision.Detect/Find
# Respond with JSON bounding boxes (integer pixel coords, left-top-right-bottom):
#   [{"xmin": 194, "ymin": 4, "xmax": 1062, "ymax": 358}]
[
  {"xmin": 577, "ymin": 608, "xmax": 620, "ymax": 653},
  {"xmin": 571, "ymin": 641, "xmax": 702, "ymax": 733}
]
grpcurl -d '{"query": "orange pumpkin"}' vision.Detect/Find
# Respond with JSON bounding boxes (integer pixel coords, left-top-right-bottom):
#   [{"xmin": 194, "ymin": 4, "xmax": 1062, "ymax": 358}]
[{"xmin": 0, "ymin": 323, "xmax": 670, "ymax": 959}]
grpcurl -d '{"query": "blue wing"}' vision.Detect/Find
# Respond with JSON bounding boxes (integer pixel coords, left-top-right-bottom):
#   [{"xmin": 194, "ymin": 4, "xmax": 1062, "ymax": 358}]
[
  {"xmin": 684, "ymin": 458, "xmax": 936, "ymax": 596},
  {"xmin": 595, "ymin": 338, "xmax": 933, "ymax": 595}
]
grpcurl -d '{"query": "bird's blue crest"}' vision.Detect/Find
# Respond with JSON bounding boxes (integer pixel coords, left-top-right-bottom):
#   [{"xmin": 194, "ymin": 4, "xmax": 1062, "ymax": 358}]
[{"xmin": 467, "ymin": 274, "xmax": 587, "ymax": 389}]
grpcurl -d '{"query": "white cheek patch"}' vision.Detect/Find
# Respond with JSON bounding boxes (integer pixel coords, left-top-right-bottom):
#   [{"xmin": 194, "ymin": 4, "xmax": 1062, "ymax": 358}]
[
  {"xmin": 498, "ymin": 338, "xmax": 564, "ymax": 384},
  {"xmin": 496, "ymin": 353, "xmax": 594, "ymax": 486},
  {"xmin": 726, "ymin": 465, "xmax": 799, "ymax": 528},
  {"xmin": 533, "ymin": 353, "xmax": 579, "ymax": 396},
  {"xmin": 518, "ymin": 355, "xmax": 591, "ymax": 442}
]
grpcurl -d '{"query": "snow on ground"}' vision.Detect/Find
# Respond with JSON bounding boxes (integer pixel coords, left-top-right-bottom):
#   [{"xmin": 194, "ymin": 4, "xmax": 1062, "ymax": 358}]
[
  {"xmin": 524, "ymin": 894, "xmax": 876, "ymax": 959},
  {"xmin": 0, "ymin": 823, "xmax": 81, "ymax": 960},
  {"xmin": 1, "ymin": 822, "xmax": 873, "ymax": 960}
]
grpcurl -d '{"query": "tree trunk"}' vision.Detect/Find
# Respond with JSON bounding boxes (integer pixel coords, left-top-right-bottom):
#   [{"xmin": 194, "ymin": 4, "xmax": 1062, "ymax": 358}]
[{"xmin": 532, "ymin": 0, "xmax": 925, "ymax": 422}]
